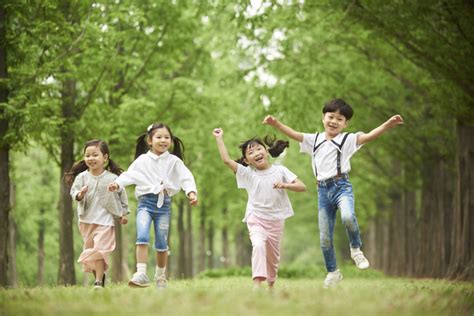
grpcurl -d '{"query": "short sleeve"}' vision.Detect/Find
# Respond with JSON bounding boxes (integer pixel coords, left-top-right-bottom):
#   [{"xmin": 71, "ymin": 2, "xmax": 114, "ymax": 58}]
[
  {"xmin": 280, "ymin": 166, "xmax": 298, "ymax": 183},
  {"xmin": 299, "ymin": 133, "xmax": 317, "ymax": 156},
  {"xmin": 236, "ymin": 164, "xmax": 252, "ymax": 189},
  {"xmin": 342, "ymin": 132, "xmax": 364, "ymax": 156}
]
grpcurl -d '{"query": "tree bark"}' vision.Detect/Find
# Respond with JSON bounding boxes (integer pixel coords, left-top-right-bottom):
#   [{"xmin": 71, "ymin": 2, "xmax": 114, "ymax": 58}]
[
  {"xmin": 221, "ymin": 207, "xmax": 229, "ymax": 268},
  {"xmin": 0, "ymin": 3, "xmax": 10, "ymax": 288},
  {"xmin": 207, "ymin": 219, "xmax": 214, "ymax": 269},
  {"xmin": 112, "ymin": 219, "xmax": 124, "ymax": 283},
  {"xmin": 57, "ymin": 76, "xmax": 76, "ymax": 285},
  {"xmin": 448, "ymin": 123, "xmax": 474, "ymax": 280},
  {"xmin": 37, "ymin": 208, "xmax": 46, "ymax": 286},
  {"xmin": 7, "ymin": 214, "xmax": 17, "ymax": 288},
  {"xmin": 177, "ymin": 198, "xmax": 186, "ymax": 278},
  {"xmin": 198, "ymin": 201, "xmax": 206, "ymax": 273},
  {"xmin": 185, "ymin": 203, "xmax": 193, "ymax": 277}
]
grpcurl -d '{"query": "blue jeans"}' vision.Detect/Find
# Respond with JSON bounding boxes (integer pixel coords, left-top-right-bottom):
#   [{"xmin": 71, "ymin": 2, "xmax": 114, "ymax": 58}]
[
  {"xmin": 136, "ymin": 194, "xmax": 171, "ymax": 252},
  {"xmin": 318, "ymin": 178, "xmax": 362, "ymax": 272}
]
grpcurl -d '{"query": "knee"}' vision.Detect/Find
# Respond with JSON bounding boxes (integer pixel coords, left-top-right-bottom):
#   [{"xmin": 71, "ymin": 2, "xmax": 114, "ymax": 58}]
[
  {"xmin": 320, "ymin": 235, "xmax": 332, "ymax": 249},
  {"xmin": 341, "ymin": 215, "xmax": 356, "ymax": 228}
]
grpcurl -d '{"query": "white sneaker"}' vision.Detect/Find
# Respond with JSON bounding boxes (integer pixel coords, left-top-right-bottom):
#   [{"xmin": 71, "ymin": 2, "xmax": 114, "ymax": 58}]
[
  {"xmin": 323, "ymin": 269, "xmax": 343, "ymax": 289},
  {"xmin": 155, "ymin": 275, "xmax": 167, "ymax": 289},
  {"xmin": 351, "ymin": 250, "xmax": 370, "ymax": 269},
  {"xmin": 128, "ymin": 272, "xmax": 150, "ymax": 287}
]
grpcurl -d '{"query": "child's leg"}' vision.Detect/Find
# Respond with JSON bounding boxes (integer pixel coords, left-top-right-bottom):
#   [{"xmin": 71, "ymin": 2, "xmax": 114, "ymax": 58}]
[
  {"xmin": 135, "ymin": 209, "xmax": 152, "ymax": 273},
  {"xmin": 336, "ymin": 183, "xmax": 362, "ymax": 249},
  {"xmin": 95, "ymin": 260, "xmax": 105, "ymax": 282},
  {"xmin": 265, "ymin": 220, "xmax": 284, "ymax": 287},
  {"xmin": 247, "ymin": 214, "xmax": 268, "ymax": 284},
  {"xmin": 152, "ymin": 199, "xmax": 171, "ymax": 283},
  {"xmin": 318, "ymin": 188, "xmax": 338, "ymax": 272}
]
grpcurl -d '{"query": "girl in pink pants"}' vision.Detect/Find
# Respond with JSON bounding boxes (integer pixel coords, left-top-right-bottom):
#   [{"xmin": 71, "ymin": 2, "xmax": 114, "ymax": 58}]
[{"xmin": 213, "ymin": 128, "xmax": 306, "ymax": 288}]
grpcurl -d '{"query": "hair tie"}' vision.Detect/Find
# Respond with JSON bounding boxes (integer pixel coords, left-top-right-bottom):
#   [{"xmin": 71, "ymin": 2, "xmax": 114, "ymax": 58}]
[{"xmin": 147, "ymin": 124, "xmax": 154, "ymax": 133}]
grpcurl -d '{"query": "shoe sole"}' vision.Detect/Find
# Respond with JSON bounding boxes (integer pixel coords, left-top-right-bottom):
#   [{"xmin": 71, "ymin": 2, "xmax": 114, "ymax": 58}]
[{"xmin": 128, "ymin": 280, "xmax": 150, "ymax": 288}]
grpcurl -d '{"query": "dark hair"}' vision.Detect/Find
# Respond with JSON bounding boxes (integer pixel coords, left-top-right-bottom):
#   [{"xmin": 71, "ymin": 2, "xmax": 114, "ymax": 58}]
[
  {"xmin": 135, "ymin": 123, "xmax": 185, "ymax": 160},
  {"xmin": 236, "ymin": 135, "xmax": 289, "ymax": 166},
  {"xmin": 323, "ymin": 99, "xmax": 353, "ymax": 120},
  {"xmin": 64, "ymin": 140, "xmax": 123, "ymax": 186}
]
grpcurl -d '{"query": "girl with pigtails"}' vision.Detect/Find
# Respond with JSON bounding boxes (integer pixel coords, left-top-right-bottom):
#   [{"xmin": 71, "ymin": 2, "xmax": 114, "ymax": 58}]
[
  {"xmin": 212, "ymin": 128, "xmax": 306, "ymax": 289},
  {"xmin": 108, "ymin": 123, "xmax": 198, "ymax": 288},
  {"xmin": 66, "ymin": 139, "xmax": 129, "ymax": 289}
]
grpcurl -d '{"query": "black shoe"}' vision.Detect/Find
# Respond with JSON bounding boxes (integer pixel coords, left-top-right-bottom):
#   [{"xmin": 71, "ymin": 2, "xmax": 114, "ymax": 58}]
[{"xmin": 93, "ymin": 281, "xmax": 103, "ymax": 289}]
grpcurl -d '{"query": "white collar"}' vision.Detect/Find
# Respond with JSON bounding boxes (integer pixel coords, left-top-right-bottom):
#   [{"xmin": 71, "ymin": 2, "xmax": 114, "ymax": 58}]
[{"xmin": 147, "ymin": 150, "xmax": 170, "ymax": 160}]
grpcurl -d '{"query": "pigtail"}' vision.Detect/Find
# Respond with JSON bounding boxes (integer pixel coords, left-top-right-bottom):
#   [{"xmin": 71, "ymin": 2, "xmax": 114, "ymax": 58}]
[
  {"xmin": 64, "ymin": 160, "xmax": 88, "ymax": 186},
  {"xmin": 235, "ymin": 157, "xmax": 249, "ymax": 167},
  {"xmin": 134, "ymin": 133, "xmax": 149, "ymax": 159},
  {"xmin": 107, "ymin": 159, "xmax": 123, "ymax": 176},
  {"xmin": 263, "ymin": 135, "xmax": 289, "ymax": 158},
  {"xmin": 171, "ymin": 136, "xmax": 185, "ymax": 161}
]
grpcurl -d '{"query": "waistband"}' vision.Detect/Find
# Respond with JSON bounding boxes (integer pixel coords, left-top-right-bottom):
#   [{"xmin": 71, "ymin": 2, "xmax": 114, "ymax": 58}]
[{"xmin": 317, "ymin": 173, "xmax": 349, "ymax": 187}]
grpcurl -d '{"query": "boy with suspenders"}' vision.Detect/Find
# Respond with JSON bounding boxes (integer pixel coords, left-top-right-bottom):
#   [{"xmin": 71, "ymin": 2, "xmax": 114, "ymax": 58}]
[{"xmin": 263, "ymin": 99, "xmax": 403, "ymax": 288}]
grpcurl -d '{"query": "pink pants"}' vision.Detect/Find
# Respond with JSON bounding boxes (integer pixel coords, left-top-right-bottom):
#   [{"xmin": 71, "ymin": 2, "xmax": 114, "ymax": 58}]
[
  {"xmin": 246, "ymin": 213, "xmax": 285, "ymax": 283},
  {"xmin": 77, "ymin": 223, "xmax": 115, "ymax": 273}
]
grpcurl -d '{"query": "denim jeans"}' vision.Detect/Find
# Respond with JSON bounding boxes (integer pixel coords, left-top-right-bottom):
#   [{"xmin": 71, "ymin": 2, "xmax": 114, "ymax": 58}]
[
  {"xmin": 136, "ymin": 193, "xmax": 171, "ymax": 252},
  {"xmin": 318, "ymin": 178, "xmax": 361, "ymax": 272}
]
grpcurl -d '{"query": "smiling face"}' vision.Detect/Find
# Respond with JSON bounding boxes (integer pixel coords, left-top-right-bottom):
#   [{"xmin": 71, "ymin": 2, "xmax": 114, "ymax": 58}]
[
  {"xmin": 84, "ymin": 145, "xmax": 107, "ymax": 175},
  {"xmin": 244, "ymin": 142, "xmax": 270, "ymax": 170},
  {"xmin": 148, "ymin": 127, "xmax": 172, "ymax": 155},
  {"xmin": 322, "ymin": 110, "xmax": 348, "ymax": 138}
]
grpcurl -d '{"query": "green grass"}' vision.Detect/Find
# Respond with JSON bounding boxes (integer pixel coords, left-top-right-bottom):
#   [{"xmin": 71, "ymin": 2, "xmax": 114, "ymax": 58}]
[{"xmin": 0, "ymin": 277, "xmax": 472, "ymax": 316}]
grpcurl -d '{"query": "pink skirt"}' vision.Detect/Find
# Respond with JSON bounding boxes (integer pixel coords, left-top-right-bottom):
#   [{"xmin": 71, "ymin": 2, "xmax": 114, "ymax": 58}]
[{"xmin": 77, "ymin": 222, "xmax": 116, "ymax": 273}]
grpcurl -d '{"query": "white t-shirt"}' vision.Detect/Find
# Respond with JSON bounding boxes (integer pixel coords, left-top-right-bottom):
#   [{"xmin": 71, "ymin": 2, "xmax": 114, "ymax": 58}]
[
  {"xmin": 236, "ymin": 164, "xmax": 297, "ymax": 222},
  {"xmin": 300, "ymin": 132, "xmax": 363, "ymax": 181}
]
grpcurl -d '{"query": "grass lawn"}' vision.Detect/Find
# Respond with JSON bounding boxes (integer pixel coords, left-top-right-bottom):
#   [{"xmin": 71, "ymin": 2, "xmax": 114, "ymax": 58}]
[{"xmin": 0, "ymin": 277, "xmax": 472, "ymax": 316}]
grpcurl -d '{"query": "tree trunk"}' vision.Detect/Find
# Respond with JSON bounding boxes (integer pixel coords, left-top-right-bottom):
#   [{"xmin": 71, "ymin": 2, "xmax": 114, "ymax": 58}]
[
  {"xmin": 57, "ymin": 76, "xmax": 76, "ymax": 285},
  {"xmin": 185, "ymin": 203, "xmax": 193, "ymax": 277},
  {"xmin": 207, "ymin": 219, "xmax": 214, "ymax": 269},
  {"xmin": 221, "ymin": 207, "xmax": 229, "ymax": 268},
  {"xmin": 112, "ymin": 220, "xmax": 125, "ymax": 283},
  {"xmin": 448, "ymin": 123, "xmax": 474, "ymax": 280},
  {"xmin": 403, "ymin": 171, "xmax": 418, "ymax": 277},
  {"xmin": 37, "ymin": 208, "xmax": 46, "ymax": 286},
  {"xmin": 198, "ymin": 201, "xmax": 206, "ymax": 273},
  {"xmin": 7, "ymin": 215, "xmax": 17, "ymax": 288},
  {"xmin": 0, "ymin": 3, "xmax": 10, "ymax": 288},
  {"xmin": 177, "ymin": 198, "xmax": 186, "ymax": 278}
]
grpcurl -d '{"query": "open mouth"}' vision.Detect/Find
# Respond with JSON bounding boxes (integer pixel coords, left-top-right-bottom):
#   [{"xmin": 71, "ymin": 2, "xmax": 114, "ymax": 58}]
[{"xmin": 255, "ymin": 155, "xmax": 264, "ymax": 163}]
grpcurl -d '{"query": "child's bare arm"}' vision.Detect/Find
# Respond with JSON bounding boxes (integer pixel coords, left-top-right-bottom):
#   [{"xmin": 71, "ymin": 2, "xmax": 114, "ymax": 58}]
[
  {"xmin": 212, "ymin": 128, "xmax": 239, "ymax": 173},
  {"xmin": 357, "ymin": 115, "xmax": 404, "ymax": 146},
  {"xmin": 273, "ymin": 179, "xmax": 306, "ymax": 192},
  {"xmin": 263, "ymin": 115, "xmax": 304, "ymax": 142}
]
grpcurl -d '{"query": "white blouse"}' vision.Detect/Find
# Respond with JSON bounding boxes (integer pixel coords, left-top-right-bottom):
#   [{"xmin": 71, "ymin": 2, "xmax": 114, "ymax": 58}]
[{"xmin": 115, "ymin": 151, "xmax": 197, "ymax": 206}]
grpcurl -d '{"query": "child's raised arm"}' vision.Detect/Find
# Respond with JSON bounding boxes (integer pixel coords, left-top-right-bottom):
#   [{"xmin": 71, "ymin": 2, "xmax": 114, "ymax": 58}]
[
  {"xmin": 263, "ymin": 115, "xmax": 304, "ymax": 142},
  {"xmin": 212, "ymin": 128, "xmax": 239, "ymax": 173},
  {"xmin": 357, "ymin": 114, "xmax": 404, "ymax": 146}
]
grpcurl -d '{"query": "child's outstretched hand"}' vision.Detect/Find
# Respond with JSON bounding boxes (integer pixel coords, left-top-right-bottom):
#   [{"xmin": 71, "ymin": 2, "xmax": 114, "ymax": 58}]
[
  {"xmin": 107, "ymin": 182, "xmax": 119, "ymax": 192},
  {"xmin": 188, "ymin": 192, "xmax": 198, "ymax": 206},
  {"xmin": 213, "ymin": 128, "xmax": 223, "ymax": 138},
  {"xmin": 385, "ymin": 115, "xmax": 404, "ymax": 129},
  {"xmin": 119, "ymin": 215, "xmax": 128, "ymax": 225},
  {"xmin": 262, "ymin": 115, "xmax": 278, "ymax": 126},
  {"xmin": 76, "ymin": 185, "xmax": 88, "ymax": 201},
  {"xmin": 273, "ymin": 181, "xmax": 288, "ymax": 190}
]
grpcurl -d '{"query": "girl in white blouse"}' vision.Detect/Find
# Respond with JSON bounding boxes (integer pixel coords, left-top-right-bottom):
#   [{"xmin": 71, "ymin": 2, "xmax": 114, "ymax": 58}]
[
  {"xmin": 108, "ymin": 123, "xmax": 197, "ymax": 288},
  {"xmin": 212, "ymin": 128, "xmax": 306, "ymax": 289}
]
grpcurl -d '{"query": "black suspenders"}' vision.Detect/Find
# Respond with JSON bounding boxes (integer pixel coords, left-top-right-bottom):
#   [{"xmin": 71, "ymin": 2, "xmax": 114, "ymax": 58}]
[{"xmin": 313, "ymin": 132, "xmax": 349, "ymax": 177}]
